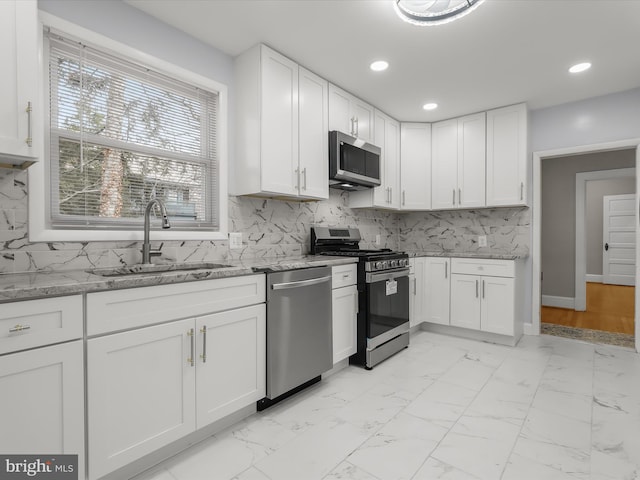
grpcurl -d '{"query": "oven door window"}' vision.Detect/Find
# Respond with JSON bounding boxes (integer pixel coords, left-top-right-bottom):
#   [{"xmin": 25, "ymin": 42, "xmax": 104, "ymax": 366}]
[{"xmin": 366, "ymin": 275, "xmax": 409, "ymax": 338}]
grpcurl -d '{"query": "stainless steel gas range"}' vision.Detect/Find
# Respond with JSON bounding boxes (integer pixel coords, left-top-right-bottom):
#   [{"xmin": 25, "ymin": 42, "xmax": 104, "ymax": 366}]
[{"xmin": 311, "ymin": 226, "xmax": 410, "ymax": 369}]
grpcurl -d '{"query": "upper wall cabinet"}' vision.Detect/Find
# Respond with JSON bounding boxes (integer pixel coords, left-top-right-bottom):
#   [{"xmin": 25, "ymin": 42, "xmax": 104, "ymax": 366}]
[
  {"xmin": 234, "ymin": 44, "xmax": 328, "ymax": 200},
  {"xmin": 400, "ymin": 123, "xmax": 431, "ymax": 210},
  {"xmin": 0, "ymin": 0, "xmax": 39, "ymax": 167},
  {"xmin": 328, "ymin": 84, "xmax": 375, "ymax": 144},
  {"xmin": 486, "ymin": 103, "xmax": 528, "ymax": 206},
  {"xmin": 432, "ymin": 112, "xmax": 486, "ymax": 210},
  {"xmin": 349, "ymin": 110, "xmax": 400, "ymax": 209}
]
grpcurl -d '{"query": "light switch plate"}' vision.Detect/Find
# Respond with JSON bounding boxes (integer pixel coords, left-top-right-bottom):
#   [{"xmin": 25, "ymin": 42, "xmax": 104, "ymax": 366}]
[
  {"xmin": 478, "ymin": 235, "xmax": 487, "ymax": 247},
  {"xmin": 229, "ymin": 232, "xmax": 243, "ymax": 249}
]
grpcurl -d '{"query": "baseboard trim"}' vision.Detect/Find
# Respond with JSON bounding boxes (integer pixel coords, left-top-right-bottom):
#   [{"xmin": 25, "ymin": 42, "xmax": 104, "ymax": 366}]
[
  {"xmin": 541, "ymin": 295, "xmax": 575, "ymax": 309},
  {"xmin": 586, "ymin": 274, "xmax": 603, "ymax": 283}
]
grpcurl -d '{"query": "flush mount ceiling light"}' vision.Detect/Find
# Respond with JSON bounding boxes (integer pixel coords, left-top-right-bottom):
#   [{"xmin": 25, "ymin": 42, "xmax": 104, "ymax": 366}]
[
  {"xmin": 370, "ymin": 60, "xmax": 389, "ymax": 72},
  {"xmin": 394, "ymin": 0, "xmax": 485, "ymax": 26},
  {"xmin": 422, "ymin": 102, "xmax": 438, "ymax": 110},
  {"xmin": 569, "ymin": 62, "xmax": 592, "ymax": 74}
]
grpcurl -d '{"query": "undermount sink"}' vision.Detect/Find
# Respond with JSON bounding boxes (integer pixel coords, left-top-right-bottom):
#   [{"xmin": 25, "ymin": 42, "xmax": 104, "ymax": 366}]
[{"xmin": 89, "ymin": 262, "xmax": 233, "ymax": 277}]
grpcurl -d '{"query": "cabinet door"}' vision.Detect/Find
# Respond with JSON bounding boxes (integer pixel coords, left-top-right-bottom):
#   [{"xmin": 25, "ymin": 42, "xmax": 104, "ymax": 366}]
[
  {"xmin": 195, "ymin": 304, "xmax": 266, "ymax": 428},
  {"xmin": 450, "ymin": 274, "xmax": 481, "ymax": 330},
  {"xmin": 332, "ymin": 285, "xmax": 358, "ymax": 363},
  {"xmin": 457, "ymin": 112, "xmax": 486, "ymax": 208},
  {"xmin": 87, "ymin": 319, "xmax": 196, "ymax": 480},
  {"xmin": 0, "ymin": 341, "xmax": 84, "ymax": 474},
  {"xmin": 352, "ymin": 98, "xmax": 374, "ymax": 143},
  {"xmin": 424, "ymin": 257, "xmax": 450, "ymax": 326},
  {"xmin": 411, "ymin": 258, "xmax": 427, "ymax": 327},
  {"xmin": 400, "ymin": 123, "xmax": 431, "ymax": 210},
  {"xmin": 480, "ymin": 276, "xmax": 515, "ymax": 335},
  {"xmin": 0, "ymin": 0, "xmax": 38, "ymax": 160},
  {"xmin": 486, "ymin": 103, "xmax": 527, "ymax": 206},
  {"xmin": 385, "ymin": 116, "xmax": 401, "ymax": 208},
  {"xmin": 260, "ymin": 47, "xmax": 299, "ymax": 196},
  {"xmin": 298, "ymin": 67, "xmax": 329, "ymax": 200},
  {"xmin": 431, "ymin": 119, "xmax": 458, "ymax": 209},
  {"xmin": 328, "ymin": 84, "xmax": 353, "ymax": 135}
]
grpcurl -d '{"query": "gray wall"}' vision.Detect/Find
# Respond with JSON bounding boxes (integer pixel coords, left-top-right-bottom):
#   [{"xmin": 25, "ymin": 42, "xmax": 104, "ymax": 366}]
[
  {"xmin": 586, "ymin": 178, "xmax": 636, "ymax": 276},
  {"xmin": 541, "ymin": 150, "xmax": 635, "ymax": 298}
]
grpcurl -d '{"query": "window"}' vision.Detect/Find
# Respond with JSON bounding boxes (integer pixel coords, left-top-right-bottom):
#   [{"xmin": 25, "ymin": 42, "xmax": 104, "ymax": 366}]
[{"xmin": 46, "ymin": 29, "xmax": 221, "ymax": 232}]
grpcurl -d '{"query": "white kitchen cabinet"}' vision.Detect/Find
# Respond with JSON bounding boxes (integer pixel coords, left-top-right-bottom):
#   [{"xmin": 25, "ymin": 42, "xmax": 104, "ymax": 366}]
[
  {"xmin": 409, "ymin": 257, "xmax": 426, "ymax": 327},
  {"xmin": 234, "ymin": 44, "xmax": 328, "ymax": 200},
  {"xmin": 400, "ymin": 123, "xmax": 431, "ymax": 210},
  {"xmin": 328, "ymin": 83, "xmax": 375, "ymax": 143},
  {"xmin": 0, "ymin": 295, "xmax": 85, "ymax": 475},
  {"xmin": 195, "ymin": 305, "xmax": 266, "ymax": 427},
  {"xmin": 424, "ymin": 257, "xmax": 451, "ymax": 326},
  {"xmin": 0, "ymin": 341, "xmax": 84, "ymax": 474},
  {"xmin": 87, "ymin": 276, "xmax": 266, "ymax": 480},
  {"xmin": 348, "ymin": 110, "xmax": 400, "ymax": 209},
  {"xmin": 431, "ymin": 112, "xmax": 486, "ymax": 209},
  {"xmin": 486, "ymin": 103, "xmax": 528, "ymax": 206},
  {"xmin": 331, "ymin": 264, "xmax": 358, "ymax": 363},
  {"xmin": 449, "ymin": 258, "xmax": 519, "ymax": 336},
  {"xmin": 0, "ymin": 0, "xmax": 39, "ymax": 167}
]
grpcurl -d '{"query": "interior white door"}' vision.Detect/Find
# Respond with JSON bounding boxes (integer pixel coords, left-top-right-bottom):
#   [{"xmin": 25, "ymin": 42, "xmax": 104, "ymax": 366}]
[{"xmin": 603, "ymin": 193, "xmax": 636, "ymax": 286}]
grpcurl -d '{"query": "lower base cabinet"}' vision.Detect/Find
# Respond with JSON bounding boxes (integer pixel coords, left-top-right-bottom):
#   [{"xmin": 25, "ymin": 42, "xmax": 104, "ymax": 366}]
[
  {"xmin": 332, "ymin": 284, "xmax": 358, "ymax": 363},
  {"xmin": 0, "ymin": 341, "xmax": 85, "ymax": 474},
  {"xmin": 87, "ymin": 304, "xmax": 266, "ymax": 480}
]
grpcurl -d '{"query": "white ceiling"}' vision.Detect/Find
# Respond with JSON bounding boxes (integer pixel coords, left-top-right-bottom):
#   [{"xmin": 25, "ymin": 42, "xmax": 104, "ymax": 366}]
[{"xmin": 125, "ymin": 0, "xmax": 640, "ymax": 122}]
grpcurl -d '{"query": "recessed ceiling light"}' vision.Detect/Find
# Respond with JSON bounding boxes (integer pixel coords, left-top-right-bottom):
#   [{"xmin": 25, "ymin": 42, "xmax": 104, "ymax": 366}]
[
  {"xmin": 423, "ymin": 102, "xmax": 438, "ymax": 111},
  {"xmin": 370, "ymin": 60, "xmax": 389, "ymax": 72},
  {"xmin": 569, "ymin": 62, "xmax": 591, "ymax": 74}
]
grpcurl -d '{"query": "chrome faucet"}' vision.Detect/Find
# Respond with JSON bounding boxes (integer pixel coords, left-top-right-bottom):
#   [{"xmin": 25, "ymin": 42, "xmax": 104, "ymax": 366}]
[{"xmin": 142, "ymin": 198, "xmax": 171, "ymax": 265}]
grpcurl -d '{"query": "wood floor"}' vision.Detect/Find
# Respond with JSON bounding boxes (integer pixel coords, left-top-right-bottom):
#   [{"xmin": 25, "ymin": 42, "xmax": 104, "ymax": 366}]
[{"xmin": 542, "ymin": 282, "xmax": 635, "ymax": 335}]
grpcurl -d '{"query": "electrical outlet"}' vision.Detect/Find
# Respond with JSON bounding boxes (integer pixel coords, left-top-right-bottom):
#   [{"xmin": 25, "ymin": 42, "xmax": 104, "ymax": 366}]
[
  {"xmin": 478, "ymin": 235, "xmax": 487, "ymax": 247},
  {"xmin": 229, "ymin": 232, "xmax": 243, "ymax": 249},
  {"xmin": 375, "ymin": 234, "xmax": 381, "ymax": 246}
]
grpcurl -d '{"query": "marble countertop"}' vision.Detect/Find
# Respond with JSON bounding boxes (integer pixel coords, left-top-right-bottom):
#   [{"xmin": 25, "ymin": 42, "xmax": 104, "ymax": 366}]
[
  {"xmin": 0, "ymin": 255, "xmax": 358, "ymax": 303},
  {"xmin": 406, "ymin": 251, "xmax": 528, "ymax": 260}
]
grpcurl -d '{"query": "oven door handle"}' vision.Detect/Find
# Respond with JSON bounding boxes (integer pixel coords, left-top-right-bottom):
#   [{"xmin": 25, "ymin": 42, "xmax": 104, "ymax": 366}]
[{"xmin": 366, "ymin": 268, "xmax": 410, "ymax": 283}]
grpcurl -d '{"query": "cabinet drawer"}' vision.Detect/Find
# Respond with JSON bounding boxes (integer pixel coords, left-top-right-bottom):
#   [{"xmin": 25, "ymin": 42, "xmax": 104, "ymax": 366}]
[
  {"xmin": 87, "ymin": 275, "xmax": 266, "ymax": 336},
  {"xmin": 332, "ymin": 264, "xmax": 357, "ymax": 288},
  {"xmin": 451, "ymin": 258, "xmax": 514, "ymax": 277},
  {"xmin": 0, "ymin": 296, "xmax": 83, "ymax": 355}
]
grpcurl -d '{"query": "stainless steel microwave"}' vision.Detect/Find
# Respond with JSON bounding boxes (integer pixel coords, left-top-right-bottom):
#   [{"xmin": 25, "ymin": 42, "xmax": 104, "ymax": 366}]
[{"xmin": 329, "ymin": 131, "xmax": 381, "ymax": 190}]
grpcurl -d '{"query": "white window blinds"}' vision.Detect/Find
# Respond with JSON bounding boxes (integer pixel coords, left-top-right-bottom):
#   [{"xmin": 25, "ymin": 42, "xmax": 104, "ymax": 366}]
[{"xmin": 47, "ymin": 30, "xmax": 219, "ymax": 230}]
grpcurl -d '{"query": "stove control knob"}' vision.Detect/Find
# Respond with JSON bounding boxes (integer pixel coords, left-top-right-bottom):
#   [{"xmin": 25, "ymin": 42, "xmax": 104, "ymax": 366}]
[
  {"xmin": 390, "ymin": 259, "xmax": 398, "ymax": 268},
  {"xmin": 375, "ymin": 261, "xmax": 384, "ymax": 270}
]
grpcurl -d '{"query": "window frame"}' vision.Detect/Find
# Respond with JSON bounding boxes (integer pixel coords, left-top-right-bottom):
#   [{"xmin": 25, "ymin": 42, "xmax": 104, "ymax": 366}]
[{"xmin": 29, "ymin": 12, "xmax": 228, "ymax": 242}]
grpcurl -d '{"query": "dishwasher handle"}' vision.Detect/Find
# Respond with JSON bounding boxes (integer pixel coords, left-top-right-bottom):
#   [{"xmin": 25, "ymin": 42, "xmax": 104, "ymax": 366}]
[{"xmin": 271, "ymin": 275, "xmax": 332, "ymax": 290}]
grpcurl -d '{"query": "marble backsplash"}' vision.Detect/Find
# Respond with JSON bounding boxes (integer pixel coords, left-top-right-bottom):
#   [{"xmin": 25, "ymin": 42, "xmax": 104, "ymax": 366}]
[
  {"xmin": 398, "ymin": 207, "xmax": 530, "ymax": 257},
  {"xmin": 0, "ymin": 167, "xmax": 529, "ymax": 273}
]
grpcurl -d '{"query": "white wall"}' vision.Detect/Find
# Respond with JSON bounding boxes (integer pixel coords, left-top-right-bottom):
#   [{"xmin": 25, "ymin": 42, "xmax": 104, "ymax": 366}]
[{"xmin": 531, "ymin": 88, "xmax": 640, "ymax": 152}]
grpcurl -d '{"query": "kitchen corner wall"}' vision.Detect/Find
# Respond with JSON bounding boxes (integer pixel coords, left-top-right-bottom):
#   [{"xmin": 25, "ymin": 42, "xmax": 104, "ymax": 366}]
[{"xmin": 0, "ymin": 161, "xmax": 529, "ymax": 274}]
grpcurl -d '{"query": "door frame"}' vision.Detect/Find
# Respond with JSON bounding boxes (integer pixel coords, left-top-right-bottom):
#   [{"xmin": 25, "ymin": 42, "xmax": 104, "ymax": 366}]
[
  {"xmin": 575, "ymin": 168, "xmax": 635, "ymax": 310},
  {"xmin": 531, "ymin": 138, "xmax": 640, "ymax": 353}
]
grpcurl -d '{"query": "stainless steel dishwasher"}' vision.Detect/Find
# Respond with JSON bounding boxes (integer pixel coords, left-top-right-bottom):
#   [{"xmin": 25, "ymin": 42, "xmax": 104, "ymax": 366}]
[{"xmin": 258, "ymin": 266, "xmax": 333, "ymax": 410}]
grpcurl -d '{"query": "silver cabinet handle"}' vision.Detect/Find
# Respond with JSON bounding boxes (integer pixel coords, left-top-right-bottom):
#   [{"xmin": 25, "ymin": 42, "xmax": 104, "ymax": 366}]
[
  {"xmin": 459, "ymin": 188, "xmax": 462, "ymax": 205},
  {"xmin": 295, "ymin": 168, "xmax": 300, "ymax": 190},
  {"xmin": 302, "ymin": 168, "xmax": 307, "ymax": 190},
  {"xmin": 445, "ymin": 262, "xmax": 448, "ymax": 279},
  {"xmin": 187, "ymin": 328, "xmax": 195, "ymax": 367},
  {"xmin": 402, "ymin": 190, "xmax": 406, "ymax": 206},
  {"xmin": 475, "ymin": 279, "xmax": 479, "ymax": 298},
  {"xmin": 200, "ymin": 325, "xmax": 207, "ymax": 363},
  {"xmin": 482, "ymin": 280, "xmax": 485, "ymax": 299},
  {"xmin": 25, "ymin": 102, "xmax": 33, "ymax": 147},
  {"xmin": 520, "ymin": 182, "xmax": 524, "ymax": 201},
  {"xmin": 413, "ymin": 277, "xmax": 417, "ymax": 295},
  {"xmin": 342, "ymin": 273, "xmax": 350, "ymax": 279},
  {"xmin": 452, "ymin": 189, "xmax": 456, "ymax": 205},
  {"xmin": 9, "ymin": 324, "xmax": 31, "ymax": 333},
  {"xmin": 350, "ymin": 117, "xmax": 354, "ymax": 136}
]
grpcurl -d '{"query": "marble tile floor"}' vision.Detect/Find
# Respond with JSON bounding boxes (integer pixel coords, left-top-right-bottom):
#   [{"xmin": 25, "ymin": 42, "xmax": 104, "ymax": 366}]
[{"xmin": 133, "ymin": 331, "xmax": 640, "ymax": 480}]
